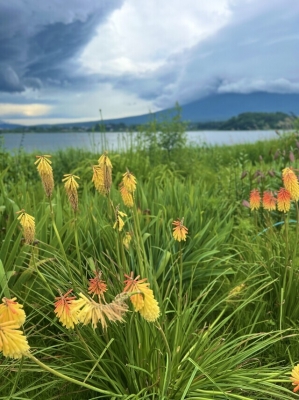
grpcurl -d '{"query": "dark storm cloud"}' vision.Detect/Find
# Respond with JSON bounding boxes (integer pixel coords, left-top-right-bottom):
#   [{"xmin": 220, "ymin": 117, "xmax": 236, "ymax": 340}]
[{"xmin": 0, "ymin": 0, "xmax": 124, "ymax": 92}]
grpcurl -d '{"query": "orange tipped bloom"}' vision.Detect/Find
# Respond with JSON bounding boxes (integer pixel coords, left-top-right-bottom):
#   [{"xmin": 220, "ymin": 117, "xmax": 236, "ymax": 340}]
[
  {"xmin": 62, "ymin": 174, "xmax": 80, "ymax": 212},
  {"xmin": 16, "ymin": 209, "xmax": 35, "ymax": 244},
  {"xmin": 172, "ymin": 218, "xmax": 188, "ymax": 242},
  {"xmin": 35, "ymin": 155, "xmax": 54, "ymax": 198},
  {"xmin": 123, "ymin": 272, "xmax": 160, "ymax": 322},
  {"xmin": 122, "ymin": 171, "xmax": 137, "ymax": 193},
  {"xmin": 291, "ymin": 364, "xmax": 299, "ymax": 392},
  {"xmin": 120, "ymin": 184, "xmax": 134, "ymax": 208},
  {"xmin": 277, "ymin": 188, "xmax": 291, "ymax": 213},
  {"xmin": 88, "ymin": 272, "xmax": 108, "ymax": 298},
  {"xmin": 0, "ymin": 320, "xmax": 30, "ymax": 358},
  {"xmin": 0, "ymin": 297, "xmax": 26, "ymax": 326},
  {"xmin": 262, "ymin": 191, "xmax": 276, "ymax": 211},
  {"xmin": 54, "ymin": 290, "xmax": 81, "ymax": 329},
  {"xmin": 249, "ymin": 189, "xmax": 261, "ymax": 210},
  {"xmin": 282, "ymin": 168, "xmax": 299, "ymax": 201}
]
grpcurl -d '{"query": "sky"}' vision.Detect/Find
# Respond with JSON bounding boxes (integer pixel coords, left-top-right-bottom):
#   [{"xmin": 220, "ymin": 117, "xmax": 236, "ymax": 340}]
[{"xmin": 0, "ymin": 0, "xmax": 298, "ymax": 125}]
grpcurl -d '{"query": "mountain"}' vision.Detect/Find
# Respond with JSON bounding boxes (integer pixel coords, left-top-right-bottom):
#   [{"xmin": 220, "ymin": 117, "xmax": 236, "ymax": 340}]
[
  {"xmin": 0, "ymin": 120, "xmax": 23, "ymax": 129},
  {"xmin": 68, "ymin": 92, "xmax": 299, "ymax": 127}
]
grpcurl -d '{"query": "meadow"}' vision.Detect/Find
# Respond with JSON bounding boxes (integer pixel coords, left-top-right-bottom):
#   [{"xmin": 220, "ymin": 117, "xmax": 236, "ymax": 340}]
[{"xmin": 1, "ymin": 125, "xmax": 299, "ymax": 399}]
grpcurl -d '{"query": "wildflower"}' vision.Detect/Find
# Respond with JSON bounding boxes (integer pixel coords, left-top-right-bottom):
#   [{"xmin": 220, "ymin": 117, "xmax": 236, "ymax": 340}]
[
  {"xmin": 88, "ymin": 271, "xmax": 108, "ymax": 298},
  {"xmin": 228, "ymin": 283, "xmax": 245, "ymax": 298},
  {"xmin": 113, "ymin": 208, "xmax": 127, "ymax": 232},
  {"xmin": 0, "ymin": 320, "xmax": 30, "ymax": 358},
  {"xmin": 277, "ymin": 188, "xmax": 291, "ymax": 213},
  {"xmin": 262, "ymin": 191, "xmax": 276, "ymax": 211},
  {"xmin": 120, "ymin": 184, "xmax": 134, "ymax": 208},
  {"xmin": 16, "ymin": 209, "xmax": 35, "ymax": 244},
  {"xmin": 62, "ymin": 174, "xmax": 80, "ymax": 212},
  {"xmin": 249, "ymin": 189, "xmax": 261, "ymax": 211},
  {"xmin": 93, "ymin": 152, "xmax": 112, "ymax": 196},
  {"xmin": 35, "ymin": 155, "xmax": 54, "ymax": 197},
  {"xmin": 0, "ymin": 297, "xmax": 26, "ymax": 326},
  {"xmin": 282, "ymin": 167, "xmax": 299, "ymax": 201},
  {"xmin": 54, "ymin": 290, "xmax": 81, "ymax": 329},
  {"xmin": 76, "ymin": 293, "xmax": 128, "ymax": 330},
  {"xmin": 122, "ymin": 170, "xmax": 137, "ymax": 193},
  {"xmin": 172, "ymin": 218, "xmax": 188, "ymax": 242},
  {"xmin": 123, "ymin": 272, "xmax": 160, "ymax": 322},
  {"xmin": 291, "ymin": 364, "xmax": 299, "ymax": 392},
  {"xmin": 123, "ymin": 231, "xmax": 132, "ymax": 250}
]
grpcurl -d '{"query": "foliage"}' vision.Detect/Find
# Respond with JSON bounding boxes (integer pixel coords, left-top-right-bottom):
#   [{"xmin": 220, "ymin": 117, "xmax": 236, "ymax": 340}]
[{"xmin": 1, "ymin": 128, "xmax": 299, "ymax": 398}]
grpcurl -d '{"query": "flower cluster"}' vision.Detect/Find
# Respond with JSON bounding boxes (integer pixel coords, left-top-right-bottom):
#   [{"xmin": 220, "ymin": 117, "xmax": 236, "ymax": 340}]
[
  {"xmin": 172, "ymin": 218, "xmax": 188, "ymax": 242},
  {"xmin": 92, "ymin": 152, "xmax": 113, "ymax": 196},
  {"xmin": 62, "ymin": 174, "xmax": 80, "ymax": 212},
  {"xmin": 123, "ymin": 272, "xmax": 160, "ymax": 322},
  {"xmin": 120, "ymin": 170, "xmax": 137, "ymax": 208},
  {"xmin": 35, "ymin": 155, "xmax": 54, "ymax": 198},
  {"xmin": 16, "ymin": 209, "xmax": 35, "ymax": 244},
  {"xmin": 0, "ymin": 297, "xmax": 30, "ymax": 358},
  {"xmin": 248, "ymin": 167, "xmax": 299, "ymax": 213},
  {"xmin": 54, "ymin": 272, "xmax": 160, "ymax": 329}
]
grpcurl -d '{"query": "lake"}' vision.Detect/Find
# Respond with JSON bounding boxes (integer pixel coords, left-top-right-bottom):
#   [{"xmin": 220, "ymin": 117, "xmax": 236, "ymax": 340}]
[{"xmin": 0, "ymin": 130, "xmax": 279, "ymax": 153}]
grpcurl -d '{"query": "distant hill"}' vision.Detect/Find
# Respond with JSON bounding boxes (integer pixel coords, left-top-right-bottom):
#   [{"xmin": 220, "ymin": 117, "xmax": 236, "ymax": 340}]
[
  {"xmin": 2, "ymin": 92, "xmax": 299, "ymax": 131},
  {"xmin": 0, "ymin": 120, "xmax": 23, "ymax": 129},
  {"xmin": 75, "ymin": 92, "xmax": 299, "ymax": 127},
  {"xmin": 63, "ymin": 92, "xmax": 299, "ymax": 127}
]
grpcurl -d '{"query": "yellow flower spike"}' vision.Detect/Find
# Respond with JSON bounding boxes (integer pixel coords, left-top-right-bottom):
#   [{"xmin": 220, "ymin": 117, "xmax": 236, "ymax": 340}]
[
  {"xmin": 0, "ymin": 320, "xmax": 30, "ymax": 359},
  {"xmin": 77, "ymin": 293, "xmax": 128, "ymax": 330},
  {"xmin": 277, "ymin": 187, "xmax": 291, "ymax": 213},
  {"xmin": 282, "ymin": 167, "xmax": 299, "ymax": 201},
  {"xmin": 54, "ymin": 290, "xmax": 82, "ymax": 329},
  {"xmin": 120, "ymin": 184, "xmax": 134, "ymax": 208},
  {"xmin": 113, "ymin": 208, "xmax": 127, "ymax": 232},
  {"xmin": 0, "ymin": 297, "xmax": 26, "ymax": 326},
  {"xmin": 172, "ymin": 218, "xmax": 188, "ymax": 242},
  {"xmin": 93, "ymin": 152, "xmax": 112, "ymax": 196},
  {"xmin": 122, "ymin": 170, "xmax": 137, "ymax": 193},
  {"xmin": 35, "ymin": 155, "xmax": 54, "ymax": 198},
  {"xmin": 249, "ymin": 189, "xmax": 261, "ymax": 211},
  {"xmin": 123, "ymin": 272, "xmax": 160, "ymax": 322},
  {"xmin": 123, "ymin": 231, "xmax": 132, "ymax": 250},
  {"xmin": 62, "ymin": 174, "xmax": 80, "ymax": 212},
  {"xmin": 291, "ymin": 364, "xmax": 299, "ymax": 392},
  {"xmin": 16, "ymin": 209, "xmax": 35, "ymax": 244}
]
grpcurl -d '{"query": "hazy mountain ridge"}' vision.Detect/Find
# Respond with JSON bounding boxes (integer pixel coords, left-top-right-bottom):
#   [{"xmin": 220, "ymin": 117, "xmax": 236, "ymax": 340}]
[{"xmin": 1, "ymin": 92, "xmax": 299, "ymax": 130}]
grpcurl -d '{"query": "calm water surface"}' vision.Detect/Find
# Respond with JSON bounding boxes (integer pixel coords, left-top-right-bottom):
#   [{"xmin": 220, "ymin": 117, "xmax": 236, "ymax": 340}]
[{"xmin": 1, "ymin": 130, "xmax": 279, "ymax": 153}]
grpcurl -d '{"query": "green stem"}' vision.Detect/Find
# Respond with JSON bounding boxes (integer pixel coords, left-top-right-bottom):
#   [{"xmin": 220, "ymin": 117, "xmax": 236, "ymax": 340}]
[
  {"xmin": 49, "ymin": 197, "xmax": 76, "ymax": 290},
  {"xmin": 27, "ymin": 353, "xmax": 121, "ymax": 397}
]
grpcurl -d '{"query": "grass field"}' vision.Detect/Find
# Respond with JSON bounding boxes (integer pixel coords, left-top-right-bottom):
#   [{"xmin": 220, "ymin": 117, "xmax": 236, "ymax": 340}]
[{"xmin": 1, "ymin": 126, "xmax": 299, "ymax": 399}]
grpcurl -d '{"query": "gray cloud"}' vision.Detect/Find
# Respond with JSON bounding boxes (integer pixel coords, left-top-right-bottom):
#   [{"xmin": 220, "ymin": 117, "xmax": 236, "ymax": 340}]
[{"xmin": 0, "ymin": 0, "xmax": 124, "ymax": 92}]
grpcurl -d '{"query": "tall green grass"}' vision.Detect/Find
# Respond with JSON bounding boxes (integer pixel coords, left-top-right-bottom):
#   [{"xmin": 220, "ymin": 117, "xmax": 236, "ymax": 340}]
[{"xmin": 1, "ymin": 129, "xmax": 299, "ymax": 398}]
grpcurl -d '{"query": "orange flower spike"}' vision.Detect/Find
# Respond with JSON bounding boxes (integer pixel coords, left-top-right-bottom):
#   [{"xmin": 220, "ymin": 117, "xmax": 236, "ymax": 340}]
[
  {"xmin": 291, "ymin": 364, "xmax": 299, "ymax": 393},
  {"xmin": 172, "ymin": 218, "xmax": 188, "ymax": 242},
  {"xmin": 282, "ymin": 167, "xmax": 299, "ymax": 201},
  {"xmin": 120, "ymin": 185, "xmax": 134, "ymax": 208},
  {"xmin": 249, "ymin": 189, "xmax": 261, "ymax": 211},
  {"xmin": 123, "ymin": 272, "xmax": 147, "ymax": 311},
  {"xmin": 262, "ymin": 191, "xmax": 276, "ymax": 211},
  {"xmin": 88, "ymin": 272, "xmax": 108, "ymax": 298},
  {"xmin": 277, "ymin": 188, "xmax": 291, "ymax": 213},
  {"xmin": 0, "ymin": 297, "xmax": 26, "ymax": 326},
  {"xmin": 54, "ymin": 289, "xmax": 79, "ymax": 329}
]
